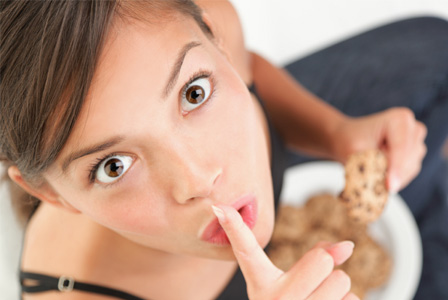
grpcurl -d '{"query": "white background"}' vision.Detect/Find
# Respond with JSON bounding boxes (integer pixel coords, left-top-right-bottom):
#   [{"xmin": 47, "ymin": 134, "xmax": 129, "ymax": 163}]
[
  {"xmin": 229, "ymin": 0, "xmax": 448, "ymax": 65},
  {"xmin": 2, "ymin": 1, "xmax": 448, "ymax": 298}
]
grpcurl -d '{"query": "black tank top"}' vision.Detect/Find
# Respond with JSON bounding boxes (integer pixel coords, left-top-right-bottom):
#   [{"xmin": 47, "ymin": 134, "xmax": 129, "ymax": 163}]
[{"xmin": 20, "ymin": 84, "xmax": 288, "ymax": 300}]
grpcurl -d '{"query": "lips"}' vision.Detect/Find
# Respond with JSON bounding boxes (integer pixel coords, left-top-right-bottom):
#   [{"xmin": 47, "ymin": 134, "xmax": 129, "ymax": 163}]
[{"xmin": 201, "ymin": 195, "xmax": 258, "ymax": 245}]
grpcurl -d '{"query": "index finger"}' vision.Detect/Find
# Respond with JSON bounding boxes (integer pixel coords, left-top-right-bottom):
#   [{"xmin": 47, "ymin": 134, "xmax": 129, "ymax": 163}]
[
  {"xmin": 384, "ymin": 108, "xmax": 416, "ymax": 192},
  {"xmin": 212, "ymin": 205, "xmax": 283, "ymax": 290}
]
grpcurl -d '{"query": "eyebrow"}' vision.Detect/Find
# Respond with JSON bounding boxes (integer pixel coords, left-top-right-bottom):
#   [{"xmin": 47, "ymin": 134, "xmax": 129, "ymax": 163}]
[
  {"xmin": 61, "ymin": 136, "xmax": 125, "ymax": 172},
  {"xmin": 163, "ymin": 41, "xmax": 202, "ymax": 98},
  {"xmin": 60, "ymin": 43, "xmax": 201, "ymax": 172}
]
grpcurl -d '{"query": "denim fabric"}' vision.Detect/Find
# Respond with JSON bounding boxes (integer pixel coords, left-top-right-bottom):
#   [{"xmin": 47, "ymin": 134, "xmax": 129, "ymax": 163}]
[{"xmin": 284, "ymin": 16, "xmax": 448, "ymax": 300}]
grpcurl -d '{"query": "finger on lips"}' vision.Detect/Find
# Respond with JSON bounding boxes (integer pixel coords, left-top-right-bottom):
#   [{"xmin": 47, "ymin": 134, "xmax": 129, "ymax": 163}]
[
  {"xmin": 212, "ymin": 204, "xmax": 357, "ymax": 299},
  {"xmin": 211, "ymin": 205, "xmax": 282, "ymax": 288}
]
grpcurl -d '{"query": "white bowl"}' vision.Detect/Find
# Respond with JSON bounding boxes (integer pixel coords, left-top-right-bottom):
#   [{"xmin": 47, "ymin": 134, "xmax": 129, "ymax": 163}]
[{"xmin": 280, "ymin": 161, "xmax": 422, "ymax": 300}]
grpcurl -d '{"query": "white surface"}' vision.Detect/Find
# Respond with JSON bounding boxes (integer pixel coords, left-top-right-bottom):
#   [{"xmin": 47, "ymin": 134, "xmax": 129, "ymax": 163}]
[
  {"xmin": 280, "ymin": 161, "xmax": 422, "ymax": 300},
  {"xmin": 0, "ymin": 164, "xmax": 23, "ymax": 299},
  {"xmin": 230, "ymin": 0, "xmax": 448, "ymax": 66}
]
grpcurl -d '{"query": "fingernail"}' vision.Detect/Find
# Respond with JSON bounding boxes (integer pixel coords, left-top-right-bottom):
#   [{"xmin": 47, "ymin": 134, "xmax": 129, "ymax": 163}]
[
  {"xmin": 212, "ymin": 205, "xmax": 226, "ymax": 223},
  {"xmin": 341, "ymin": 241, "xmax": 355, "ymax": 249},
  {"xmin": 328, "ymin": 241, "xmax": 355, "ymax": 251},
  {"xmin": 389, "ymin": 174, "xmax": 401, "ymax": 194}
]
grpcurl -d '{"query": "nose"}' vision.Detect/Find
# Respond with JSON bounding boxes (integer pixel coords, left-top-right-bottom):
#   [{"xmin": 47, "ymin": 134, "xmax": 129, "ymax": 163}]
[{"xmin": 165, "ymin": 145, "xmax": 222, "ymax": 204}]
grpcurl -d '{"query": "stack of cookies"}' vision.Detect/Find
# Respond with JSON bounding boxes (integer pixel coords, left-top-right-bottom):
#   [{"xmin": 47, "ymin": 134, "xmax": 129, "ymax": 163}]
[{"xmin": 268, "ymin": 150, "xmax": 391, "ymax": 299}]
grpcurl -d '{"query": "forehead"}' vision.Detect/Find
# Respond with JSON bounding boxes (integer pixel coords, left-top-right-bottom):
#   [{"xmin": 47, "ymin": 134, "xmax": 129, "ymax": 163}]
[
  {"xmin": 54, "ymin": 14, "xmax": 210, "ymax": 169},
  {"xmin": 98, "ymin": 13, "xmax": 203, "ymax": 83}
]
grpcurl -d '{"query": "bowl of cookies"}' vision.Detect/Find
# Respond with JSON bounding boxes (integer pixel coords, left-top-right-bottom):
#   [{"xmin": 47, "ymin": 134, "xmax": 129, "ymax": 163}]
[{"xmin": 269, "ymin": 152, "xmax": 422, "ymax": 300}]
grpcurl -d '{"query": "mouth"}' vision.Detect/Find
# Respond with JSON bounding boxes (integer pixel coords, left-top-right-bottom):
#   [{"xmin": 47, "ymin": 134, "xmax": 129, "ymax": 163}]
[{"xmin": 201, "ymin": 195, "xmax": 258, "ymax": 245}]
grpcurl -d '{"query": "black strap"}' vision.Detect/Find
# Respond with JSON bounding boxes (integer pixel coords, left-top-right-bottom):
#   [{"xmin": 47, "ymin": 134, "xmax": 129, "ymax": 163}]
[
  {"xmin": 20, "ymin": 271, "xmax": 146, "ymax": 300},
  {"xmin": 247, "ymin": 82, "xmax": 256, "ymax": 94}
]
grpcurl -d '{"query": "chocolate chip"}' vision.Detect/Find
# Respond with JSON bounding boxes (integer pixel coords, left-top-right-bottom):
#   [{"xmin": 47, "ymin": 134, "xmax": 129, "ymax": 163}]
[
  {"xmin": 359, "ymin": 164, "xmax": 365, "ymax": 173},
  {"xmin": 339, "ymin": 192, "xmax": 351, "ymax": 203},
  {"xmin": 341, "ymin": 196, "xmax": 351, "ymax": 203},
  {"xmin": 374, "ymin": 181, "xmax": 385, "ymax": 196}
]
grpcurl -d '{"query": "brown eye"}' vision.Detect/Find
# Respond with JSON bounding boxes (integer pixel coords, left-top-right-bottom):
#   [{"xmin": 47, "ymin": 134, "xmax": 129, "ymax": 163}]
[
  {"xmin": 181, "ymin": 77, "xmax": 211, "ymax": 112},
  {"xmin": 186, "ymin": 85, "xmax": 205, "ymax": 104},
  {"xmin": 96, "ymin": 155, "xmax": 133, "ymax": 184},
  {"xmin": 104, "ymin": 159, "xmax": 123, "ymax": 177}
]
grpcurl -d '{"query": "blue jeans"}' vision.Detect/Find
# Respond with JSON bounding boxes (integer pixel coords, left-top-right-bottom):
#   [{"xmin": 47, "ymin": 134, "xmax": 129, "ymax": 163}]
[{"xmin": 284, "ymin": 16, "xmax": 448, "ymax": 299}]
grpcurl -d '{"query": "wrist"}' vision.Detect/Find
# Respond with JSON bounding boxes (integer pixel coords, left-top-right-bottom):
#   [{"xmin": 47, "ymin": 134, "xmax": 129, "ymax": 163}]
[{"xmin": 327, "ymin": 114, "xmax": 355, "ymax": 163}]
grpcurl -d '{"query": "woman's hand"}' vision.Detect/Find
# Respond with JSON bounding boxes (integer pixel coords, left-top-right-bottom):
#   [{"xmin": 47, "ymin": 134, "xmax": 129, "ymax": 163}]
[
  {"xmin": 212, "ymin": 205, "xmax": 359, "ymax": 300},
  {"xmin": 331, "ymin": 107, "xmax": 427, "ymax": 193}
]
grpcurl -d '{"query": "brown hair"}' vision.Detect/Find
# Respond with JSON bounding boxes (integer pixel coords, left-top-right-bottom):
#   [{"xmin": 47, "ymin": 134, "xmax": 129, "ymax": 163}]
[{"xmin": 0, "ymin": 0, "xmax": 212, "ymax": 224}]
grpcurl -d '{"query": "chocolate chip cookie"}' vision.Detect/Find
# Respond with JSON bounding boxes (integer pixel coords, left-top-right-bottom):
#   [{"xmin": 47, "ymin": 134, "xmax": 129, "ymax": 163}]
[{"xmin": 339, "ymin": 149, "xmax": 388, "ymax": 223}]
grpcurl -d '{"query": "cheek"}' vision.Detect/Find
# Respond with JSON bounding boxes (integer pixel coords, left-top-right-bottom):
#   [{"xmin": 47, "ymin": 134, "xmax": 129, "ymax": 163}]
[
  {"xmin": 221, "ymin": 89, "xmax": 270, "ymax": 177},
  {"xmin": 208, "ymin": 76, "xmax": 274, "ymax": 217},
  {"xmin": 55, "ymin": 175, "xmax": 171, "ymax": 235},
  {"xmin": 217, "ymin": 81, "xmax": 275, "ymax": 243},
  {"xmin": 208, "ymin": 82, "xmax": 265, "ymax": 157}
]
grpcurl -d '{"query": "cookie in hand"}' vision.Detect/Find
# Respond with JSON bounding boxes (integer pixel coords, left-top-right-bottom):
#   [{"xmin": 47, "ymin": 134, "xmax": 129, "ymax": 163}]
[{"xmin": 339, "ymin": 149, "xmax": 388, "ymax": 223}]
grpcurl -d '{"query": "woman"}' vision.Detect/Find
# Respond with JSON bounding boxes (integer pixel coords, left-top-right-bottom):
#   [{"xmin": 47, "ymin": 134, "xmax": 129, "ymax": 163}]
[{"xmin": 1, "ymin": 0, "xmax": 443, "ymax": 299}]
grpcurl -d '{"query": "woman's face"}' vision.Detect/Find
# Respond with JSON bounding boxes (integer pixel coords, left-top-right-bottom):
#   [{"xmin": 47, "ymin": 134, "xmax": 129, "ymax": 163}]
[{"xmin": 44, "ymin": 14, "xmax": 274, "ymax": 260}]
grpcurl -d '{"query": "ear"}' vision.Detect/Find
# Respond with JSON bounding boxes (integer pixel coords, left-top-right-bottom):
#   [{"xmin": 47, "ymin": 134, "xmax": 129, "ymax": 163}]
[{"xmin": 8, "ymin": 166, "xmax": 80, "ymax": 214}]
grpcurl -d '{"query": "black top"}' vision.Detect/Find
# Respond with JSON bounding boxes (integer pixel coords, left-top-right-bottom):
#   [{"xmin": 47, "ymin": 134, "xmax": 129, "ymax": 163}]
[{"xmin": 20, "ymin": 84, "xmax": 288, "ymax": 300}]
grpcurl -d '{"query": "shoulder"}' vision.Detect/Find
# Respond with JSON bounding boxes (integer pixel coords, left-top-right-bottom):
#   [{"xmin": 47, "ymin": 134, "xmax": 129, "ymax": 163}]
[
  {"xmin": 195, "ymin": 0, "xmax": 252, "ymax": 84},
  {"xmin": 21, "ymin": 205, "xmax": 121, "ymax": 299},
  {"xmin": 22, "ymin": 204, "xmax": 101, "ymax": 285},
  {"xmin": 22, "ymin": 204, "xmax": 83, "ymax": 271}
]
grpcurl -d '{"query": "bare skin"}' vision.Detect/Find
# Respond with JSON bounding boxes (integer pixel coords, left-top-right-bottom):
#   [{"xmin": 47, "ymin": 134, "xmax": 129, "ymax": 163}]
[
  {"xmin": 20, "ymin": 3, "xmax": 272, "ymax": 300},
  {"xmin": 13, "ymin": 1, "xmax": 426, "ymax": 299}
]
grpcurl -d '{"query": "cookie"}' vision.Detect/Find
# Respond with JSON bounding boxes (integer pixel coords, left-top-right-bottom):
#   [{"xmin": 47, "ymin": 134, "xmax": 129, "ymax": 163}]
[
  {"xmin": 268, "ymin": 192, "xmax": 393, "ymax": 298},
  {"xmin": 342, "ymin": 235, "xmax": 392, "ymax": 289},
  {"xmin": 268, "ymin": 244, "xmax": 298, "ymax": 271},
  {"xmin": 271, "ymin": 205, "xmax": 309, "ymax": 244},
  {"xmin": 294, "ymin": 228, "xmax": 339, "ymax": 259},
  {"xmin": 306, "ymin": 194, "xmax": 368, "ymax": 239},
  {"xmin": 340, "ymin": 149, "xmax": 388, "ymax": 223}
]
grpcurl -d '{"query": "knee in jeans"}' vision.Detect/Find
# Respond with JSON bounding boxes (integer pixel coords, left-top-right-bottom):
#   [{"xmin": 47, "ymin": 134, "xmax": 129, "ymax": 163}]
[{"xmin": 398, "ymin": 15, "xmax": 448, "ymax": 32}]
